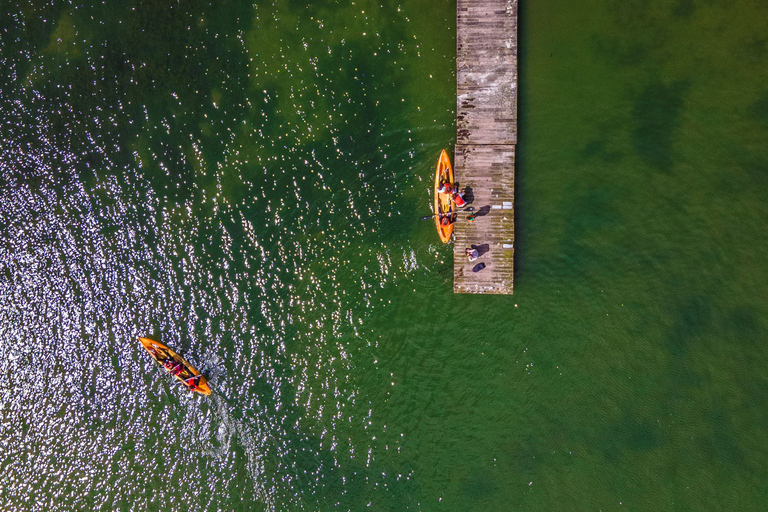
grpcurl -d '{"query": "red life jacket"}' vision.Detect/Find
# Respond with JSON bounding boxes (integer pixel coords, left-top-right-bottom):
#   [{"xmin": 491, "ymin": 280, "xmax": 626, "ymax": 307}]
[{"xmin": 454, "ymin": 193, "xmax": 467, "ymax": 207}]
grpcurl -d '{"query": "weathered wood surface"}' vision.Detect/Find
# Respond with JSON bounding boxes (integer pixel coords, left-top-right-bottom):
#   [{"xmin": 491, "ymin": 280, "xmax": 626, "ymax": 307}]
[
  {"xmin": 457, "ymin": 0, "xmax": 518, "ymax": 145},
  {"xmin": 453, "ymin": 145, "xmax": 515, "ymax": 294},
  {"xmin": 454, "ymin": 0, "xmax": 516, "ymax": 294}
]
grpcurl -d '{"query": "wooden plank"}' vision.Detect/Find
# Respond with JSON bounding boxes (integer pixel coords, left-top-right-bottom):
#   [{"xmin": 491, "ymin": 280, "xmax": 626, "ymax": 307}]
[
  {"xmin": 453, "ymin": 145, "xmax": 515, "ymax": 294},
  {"xmin": 457, "ymin": 0, "xmax": 517, "ymax": 145}
]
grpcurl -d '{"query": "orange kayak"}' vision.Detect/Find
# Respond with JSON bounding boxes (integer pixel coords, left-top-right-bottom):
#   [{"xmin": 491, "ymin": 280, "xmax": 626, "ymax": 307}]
[
  {"xmin": 139, "ymin": 337, "xmax": 211, "ymax": 395},
  {"xmin": 434, "ymin": 149, "xmax": 455, "ymax": 243}
]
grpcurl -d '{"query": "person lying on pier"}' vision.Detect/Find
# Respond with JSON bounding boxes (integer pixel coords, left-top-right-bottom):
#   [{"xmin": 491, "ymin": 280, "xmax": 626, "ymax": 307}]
[{"xmin": 465, "ymin": 248, "xmax": 479, "ymax": 262}]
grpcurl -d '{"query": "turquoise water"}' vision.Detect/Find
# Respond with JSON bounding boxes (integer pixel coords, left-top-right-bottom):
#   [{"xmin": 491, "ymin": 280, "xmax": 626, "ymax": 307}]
[{"xmin": 1, "ymin": 0, "xmax": 767, "ymax": 510}]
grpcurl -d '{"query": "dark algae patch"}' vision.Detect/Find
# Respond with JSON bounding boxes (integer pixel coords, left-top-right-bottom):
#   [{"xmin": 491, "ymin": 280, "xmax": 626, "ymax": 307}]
[{"xmin": 632, "ymin": 80, "xmax": 690, "ymax": 174}]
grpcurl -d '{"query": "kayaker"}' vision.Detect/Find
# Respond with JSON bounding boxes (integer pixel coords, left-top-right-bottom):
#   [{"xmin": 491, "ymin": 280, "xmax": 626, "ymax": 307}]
[
  {"xmin": 185, "ymin": 375, "xmax": 202, "ymax": 392},
  {"xmin": 164, "ymin": 359, "xmax": 184, "ymax": 376},
  {"xmin": 438, "ymin": 181, "xmax": 452, "ymax": 194},
  {"xmin": 465, "ymin": 247, "xmax": 479, "ymax": 262},
  {"xmin": 440, "ymin": 215, "xmax": 451, "ymax": 226}
]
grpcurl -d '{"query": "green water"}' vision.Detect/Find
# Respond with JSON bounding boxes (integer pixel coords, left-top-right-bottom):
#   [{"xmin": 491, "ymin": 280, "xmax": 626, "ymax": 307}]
[{"xmin": 1, "ymin": 0, "xmax": 767, "ymax": 510}]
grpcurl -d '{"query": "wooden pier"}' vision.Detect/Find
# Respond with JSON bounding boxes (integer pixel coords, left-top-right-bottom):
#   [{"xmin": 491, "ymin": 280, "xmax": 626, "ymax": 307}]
[{"xmin": 453, "ymin": 0, "xmax": 517, "ymax": 294}]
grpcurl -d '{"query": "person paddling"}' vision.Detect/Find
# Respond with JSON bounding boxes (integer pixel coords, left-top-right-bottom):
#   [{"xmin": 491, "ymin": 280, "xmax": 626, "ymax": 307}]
[
  {"xmin": 183, "ymin": 374, "xmax": 203, "ymax": 392},
  {"xmin": 164, "ymin": 359, "xmax": 184, "ymax": 376}
]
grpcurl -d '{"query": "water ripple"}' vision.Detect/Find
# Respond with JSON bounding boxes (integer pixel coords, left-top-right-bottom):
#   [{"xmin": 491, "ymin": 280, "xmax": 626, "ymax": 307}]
[{"xmin": 1, "ymin": 1, "xmax": 442, "ymax": 509}]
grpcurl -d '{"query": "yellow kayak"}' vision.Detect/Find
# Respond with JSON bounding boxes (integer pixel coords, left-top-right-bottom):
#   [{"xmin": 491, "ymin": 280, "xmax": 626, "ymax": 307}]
[
  {"xmin": 434, "ymin": 149, "xmax": 455, "ymax": 243},
  {"xmin": 139, "ymin": 337, "xmax": 211, "ymax": 396}
]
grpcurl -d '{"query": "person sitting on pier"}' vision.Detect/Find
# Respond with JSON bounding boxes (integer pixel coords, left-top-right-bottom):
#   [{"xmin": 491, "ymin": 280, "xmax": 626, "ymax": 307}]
[
  {"xmin": 465, "ymin": 247, "xmax": 479, "ymax": 262},
  {"xmin": 453, "ymin": 185, "xmax": 467, "ymax": 208}
]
